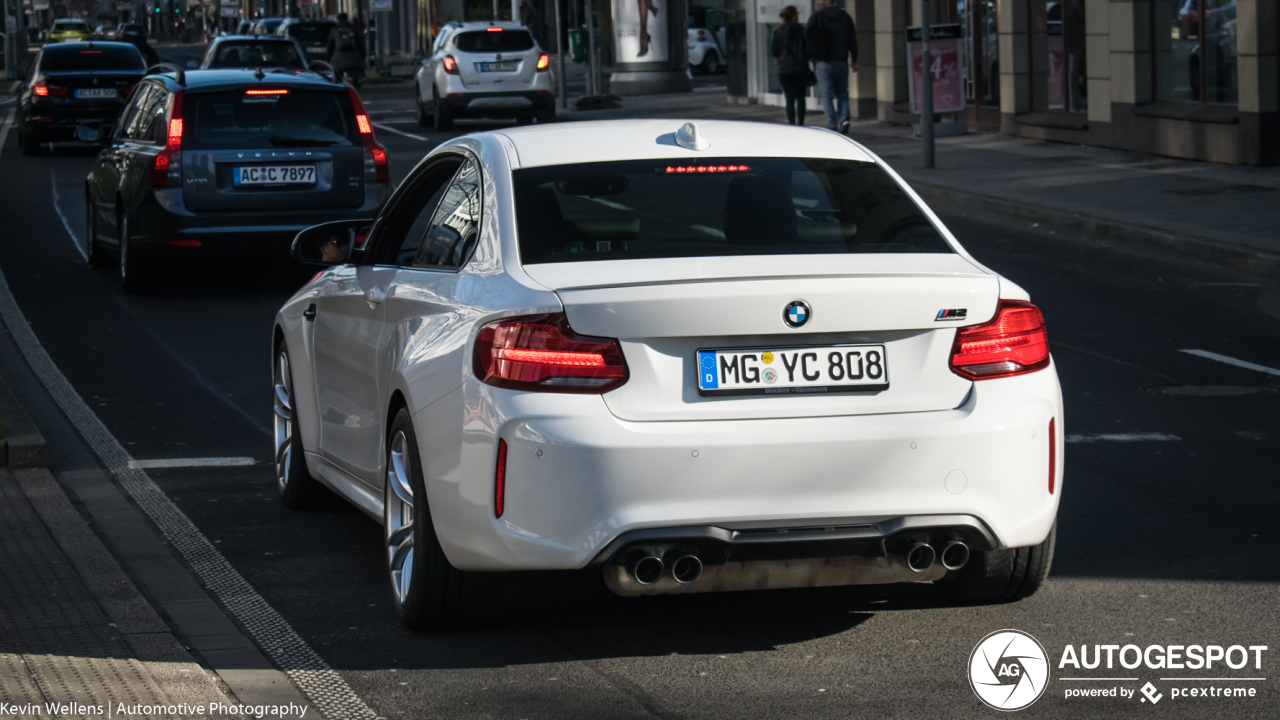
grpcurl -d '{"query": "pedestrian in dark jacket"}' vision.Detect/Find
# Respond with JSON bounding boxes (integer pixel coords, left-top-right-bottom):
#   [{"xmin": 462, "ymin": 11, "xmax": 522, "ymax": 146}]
[
  {"xmin": 326, "ymin": 13, "xmax": 367, "ymax": 87},
  {"xmin": 771, "ymin": 6, "xmax": 808, "ymax": 125},
  {"xmin": 119, "ymin": 26, "xmax": 160, "ymax": 67},
  {"xmin": 806, "ymin": 0, "xmax": 858, "ymax": 132}
]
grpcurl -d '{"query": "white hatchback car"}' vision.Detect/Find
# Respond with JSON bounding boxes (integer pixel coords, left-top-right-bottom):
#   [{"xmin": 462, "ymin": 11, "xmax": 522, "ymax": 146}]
[
  {"xmin": 413, "ymin": 21, "xmax": 554, "ymax": 131},
  {"xmin": 273, "ymin": 120, "xmax": 1063, "ymax": 629}
]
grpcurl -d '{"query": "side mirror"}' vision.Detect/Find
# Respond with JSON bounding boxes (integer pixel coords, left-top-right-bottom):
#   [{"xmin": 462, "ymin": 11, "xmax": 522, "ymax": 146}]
[
  {"xmin": 186, "ymin": 60, "xmax": 198, "ymax": 69},
  {"xmin": 75, "ymin": 124, "xmax": 103, "ymax": 143},
  {"xmin": 412, "ymin": 50, "xmax": 425, "ymax": 61},
  {"xmin": 291, "ymin": 219, "xmax": 372, "ymax": 266}
]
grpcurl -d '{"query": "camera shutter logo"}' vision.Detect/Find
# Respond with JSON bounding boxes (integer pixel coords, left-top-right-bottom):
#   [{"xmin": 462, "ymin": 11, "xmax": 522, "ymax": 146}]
[{"xmin": 968, "ymin": 630, "xmax": 1050, "ymax": 711}]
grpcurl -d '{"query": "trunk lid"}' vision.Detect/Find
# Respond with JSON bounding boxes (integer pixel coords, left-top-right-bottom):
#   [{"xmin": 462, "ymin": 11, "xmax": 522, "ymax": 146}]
[{"xmin": 523, "ymin": 255, "xmax": 999, "ymax": 422}]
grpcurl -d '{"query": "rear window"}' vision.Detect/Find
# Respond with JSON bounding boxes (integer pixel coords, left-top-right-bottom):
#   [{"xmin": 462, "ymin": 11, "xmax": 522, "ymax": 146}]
[
  {"xmin": 514, "ymin": 158, "xmax": 952, "ymax": 264},
  {"xmin": 40, "ymin": 45, "xmax": 145, "ymax": 72},
  {"xmin": 54, "ymin": 21, "xmax": 89, "ymax": 31},
  {"xmin": 286, "ymin": 22, "xmax": 334, "ymax": 44},
  {"xmin": 454, "ymin": 30, "xmax": 535, "ymax": 53},
  {"xmin": 208, "ymin": 41, "xmax": 304, "ymax": 68},
  {"xmin": 185, "ymin": 89, "xmax": 357, "ymax": 149}
]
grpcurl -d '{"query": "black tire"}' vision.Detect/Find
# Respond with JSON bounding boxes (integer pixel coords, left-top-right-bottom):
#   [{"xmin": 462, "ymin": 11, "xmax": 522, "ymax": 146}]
[
  {"xmin": 384, "ymin": 407, "xmax": 471, "ymax": 630},
  {"xmin": 433, "ymin": 89, "xmax": 453, "ymax": 132},
  {"xmin": 85, "ymin": 194, "xmax": 110, "ymax": 269},
  {"xmin": 274, "ymin": 346, "xmax": 323, "ymax": 510},
  {"xmin": 940, "ymin": 522, "xmax": 1056, "ymax": 603},
  {"xmin": 415, "ymin": 86, "xmax": 433, "ymax": 128},
  {"xmin": 699, "ymin": 52, "xmax": 720, "ymax": 75},
  {"xmin": 117, "ymin": 212, "xmax": 151, "ymax": 294},
  {"xmin": 20, "ymin": 127, "xmax": 40, "ymax": 156}
]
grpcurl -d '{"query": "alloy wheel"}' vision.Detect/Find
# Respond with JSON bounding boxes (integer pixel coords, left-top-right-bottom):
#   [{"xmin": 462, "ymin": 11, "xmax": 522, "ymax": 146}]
[
  {"xmin": 273, "ymin": 351, "xmax": 294, "ymax": 492},
  {"xmin": 385, "ymin": 430, "xmax": 416, "ymax": 604}
]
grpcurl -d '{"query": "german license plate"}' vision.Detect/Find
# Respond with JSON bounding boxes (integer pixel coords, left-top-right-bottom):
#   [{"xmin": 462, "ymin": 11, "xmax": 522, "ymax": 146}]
[
  {"xmin": 233, "ymin": 165, "xmax": 316, "ymax": 186},
  {"xmin": 697, "ymin": 345, "xmax": 889, "ymax": 397},
  {"xmin": 76, "ymin": 88, "xmax": 117, "ymax": 99},
  {"xmin": 306, "ymin": 46, "xmax": 326, "ymax": 54},
  {"xmin": 480, "ymin": 62, "xmax": 518, "ymax": 72}
]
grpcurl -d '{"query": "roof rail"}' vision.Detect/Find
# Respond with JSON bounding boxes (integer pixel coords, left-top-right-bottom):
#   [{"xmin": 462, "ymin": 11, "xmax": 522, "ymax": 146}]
[
  {"xmin": 307, "ymin": 60, "xmax": 341, "ymax": 84},
  {"xmin": 146, "ymin": 63, "xmax": 185, "ymax": 86}
]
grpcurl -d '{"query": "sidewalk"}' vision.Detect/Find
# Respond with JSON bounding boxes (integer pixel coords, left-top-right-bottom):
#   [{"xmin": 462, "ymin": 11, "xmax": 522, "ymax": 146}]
[{"xmin": 561, "ymin": 85, "xmax": 1280, "ymax": 280}]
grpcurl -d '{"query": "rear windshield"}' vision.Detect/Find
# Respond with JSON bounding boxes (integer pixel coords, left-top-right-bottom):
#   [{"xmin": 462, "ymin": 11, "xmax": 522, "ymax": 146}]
[
  {"xmin": 454, "ymin": 30, "xmax": 535, "ymax": 53},
  {"xmin": 40, "ymin": 45, "xmax": 145, "ymax": 72},
  {"xmin": 208, "ymin": 41, "xmax": 304, "ymax": 68},
  {"xmin": 514, "ymin": 158, "xmax": 952, "ymax": 264},
  {"xmin": 286, "ymin": 22, "xmax": 334, "ymax": 43},
  {"xmin": 185, "ymin": 89, "xmax": 357, "ymax": 150},
  {"xmin": 54, "ymin": 21, "xmax": 89, "ymax": 31}
]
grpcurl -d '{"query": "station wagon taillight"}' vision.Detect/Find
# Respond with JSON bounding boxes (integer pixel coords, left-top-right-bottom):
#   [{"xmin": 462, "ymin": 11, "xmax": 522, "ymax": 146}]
[
  {"xmin": 151, "ymin": 90, "xmax": 184, "ymax": 188},
  {"xmin": 949, "ymin": 300, "xmax": 1050, "ymax": 380},
  {"xmin": 348, "ymin": 86, "xmax": 390, "ymax": 183},
  {"xmin": 474, "ymin": 313, "xmax": 629, "ymax": 394}
]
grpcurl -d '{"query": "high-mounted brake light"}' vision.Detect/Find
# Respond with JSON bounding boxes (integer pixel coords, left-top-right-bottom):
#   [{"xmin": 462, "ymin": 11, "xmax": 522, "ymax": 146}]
[
  {"xmin": 536, "ymin": 53, "xmax": 550, "ymax": 71},
  {"xmin": 665, "ymin": 164, "xmax": 750, "ymax": 174},
  {"xmin": 151, "ymin": 90, "xmax": 184, "ymax": 188},
  {"xmin": 80, "ymin": 50, "xmax": 103, "ymax": 54},
  {"xmin": 245, "ymin": 88, "xmax": 289, "ymax": 96},
  {"xmin": 347, "ymin": 86, "xmax": 389, "ymax": 183},
  {"xmin": 442, "ymin": 55, "xmax": 459, "ymax": 74},
  {"xmin": 487, "ymin": 26, "xmax": 503, "ymax": 32},
  {"xmin": 474, "ymin": 314, "xmax": 628, "ymax": 394},
  {"xmin": 949, "ymin": 300, "xmax": 1050, "ymax": 380}
]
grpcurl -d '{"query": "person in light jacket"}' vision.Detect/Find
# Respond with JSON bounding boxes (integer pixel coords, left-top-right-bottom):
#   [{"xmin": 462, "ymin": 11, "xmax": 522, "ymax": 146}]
[{"xmin": 771, "ymin": 6, "xmax": 808, "ymax": 126}]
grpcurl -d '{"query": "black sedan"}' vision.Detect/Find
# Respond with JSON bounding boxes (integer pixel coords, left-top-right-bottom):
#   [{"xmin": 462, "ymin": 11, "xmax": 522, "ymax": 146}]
[{"xmin": 16, "ymin": 42, "xmax": 147, "ymax": 155}]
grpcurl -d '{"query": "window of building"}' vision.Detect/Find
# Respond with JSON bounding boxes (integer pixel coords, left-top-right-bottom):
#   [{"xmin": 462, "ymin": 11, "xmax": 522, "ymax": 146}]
[
  {"xmin": 1155, "ymin": 0, "xmax": 1238, "ymax": 104},
  {"xmin": 1035, "ymin": 0, "xmax": 1086, "ymax": 112}
]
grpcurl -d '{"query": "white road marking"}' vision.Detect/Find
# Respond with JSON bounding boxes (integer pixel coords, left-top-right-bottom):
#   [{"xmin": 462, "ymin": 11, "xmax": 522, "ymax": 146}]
[
  {"xmin": 1066, "ymin": 433, "xmax": 1180, "ymax": 444},
  {"xmin": 372, "ymin": 121, "xmax": 431, "ymax": 141},
  {"xmin": 0, "ymin": 96, "xmax": 15, "ymax": 106},
  {"xmin": 1179, "ymin": 349, "xmax": 1280, "ymax": 378},
  {"xmin": 128, "ymin": 457, "xmax": 256, "ymax": 469},
  {"xmin": 0, "ymin": 109, "xmax": 13, "ymax": 151},
  {"xmin": 50, "ymin": 166, "xmax": 88, "ymax": 261},
  {"xmin": 0, "ymin": 268, "xmax": 378, "ymax": 720}
]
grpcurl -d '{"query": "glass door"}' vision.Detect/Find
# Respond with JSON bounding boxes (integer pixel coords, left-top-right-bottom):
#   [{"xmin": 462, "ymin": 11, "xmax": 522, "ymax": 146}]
[{"xmin": 962, "ymin": 0, "xmax": 1001, "ymax": 131}]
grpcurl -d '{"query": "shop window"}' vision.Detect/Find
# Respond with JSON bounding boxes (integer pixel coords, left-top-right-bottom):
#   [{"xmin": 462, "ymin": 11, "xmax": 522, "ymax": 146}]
[
  {"xmin": 1037, "ymin": 0, "xmax": 1086, "ymax": 112},
  {"xmin": 1155, "ymin": 0, "xmax": 1238, "ymax": 104}
]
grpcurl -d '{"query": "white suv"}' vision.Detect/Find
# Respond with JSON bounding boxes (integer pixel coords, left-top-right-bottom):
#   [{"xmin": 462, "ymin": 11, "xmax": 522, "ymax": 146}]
[{"xmin": 414, "ymin": 21, "xmax": 555, "ymax": 131}]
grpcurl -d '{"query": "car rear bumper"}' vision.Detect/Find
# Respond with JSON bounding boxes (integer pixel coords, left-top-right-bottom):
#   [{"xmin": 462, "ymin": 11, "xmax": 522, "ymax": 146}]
[
  {"xmin": 417, "ymin": 362, "xmax": 1064, "ymax": 572},
  {"xmin": 24, "ymin": 104, "xmax": 123, "ymax": 137},
  {"xmin": 442, "ymin": 89, "xmax": 555, "ymax": 116}
]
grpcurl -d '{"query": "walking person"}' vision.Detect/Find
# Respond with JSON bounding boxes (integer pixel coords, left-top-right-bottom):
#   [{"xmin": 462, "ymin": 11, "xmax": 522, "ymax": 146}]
[
  {"xmin": 326, "ymin": 13, "xmax": 367, "ymax": 88},
  {"xmin": 806, "ymin": 0, "xmax": 858, "ymax": 133},
  {"xmin": 771, "ymin": 6, "xmax": 808, "ymax": 126}
]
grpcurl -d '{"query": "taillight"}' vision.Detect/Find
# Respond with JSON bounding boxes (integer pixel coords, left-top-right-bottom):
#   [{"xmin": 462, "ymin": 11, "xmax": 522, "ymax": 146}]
[
  {"xmin": 1047, "ymin": 418, "xmax": 1056, "ymax": 495},
  {"xmin": 949, "ymin": 300, "xmax": 1049, "ymax": 380},
  {"xmin": 442, "ymin": 55, "xmax": 459, "ymax": 74},
  {"xmin": 348, "ymin": 86, "xmax": 389, "ymax": 183},
  {"xmin": 151, "ymin": 90, "xmax": 184, "ymax": 188},
  {"xmin": 474, "ymin": 313, "xmax": 628, "ymax": 393},
  {"xmin": 697, "ymin": 30, "xmax": 708, "ymax": 42},
  {"xmin": 536, "ymin": 53, "xmax": 550, "ymax": 71},
  {"xmin": 32, "ymin": 82, "xmax": 66, "ymax": 97},
  {"xmin": 494, "ymin": 439, "xmax": 508, "ymax": 518}
]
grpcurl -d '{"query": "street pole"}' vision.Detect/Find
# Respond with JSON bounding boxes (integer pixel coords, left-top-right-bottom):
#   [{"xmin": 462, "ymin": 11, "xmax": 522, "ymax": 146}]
[
  {"xmin": 493, "ymin": 0, "xmax": 498, "ymax": 20},
  {"xmin": 555, "ymin": 0, "xmax": 567, "ymax": 109},
  {"xmin": 584, "ymin": 0, "xmax": 596, "ymax": 96},
  {"xmin": 921, "ymin": 0, "xmax": 934, "ymax": 169}
]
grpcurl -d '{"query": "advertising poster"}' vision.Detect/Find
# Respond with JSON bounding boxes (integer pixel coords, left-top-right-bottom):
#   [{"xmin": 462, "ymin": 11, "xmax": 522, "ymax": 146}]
[
  {"xmin": 613, "ymin": 0, "xmax": 668, "ymax": 63},
  {"xmin": 1048, "ymin": 21, "xmax": 1066, "ymax": 109},
  {"xmin": 907, "ymin": 24, "xmax": 965, "ymax": 114}
]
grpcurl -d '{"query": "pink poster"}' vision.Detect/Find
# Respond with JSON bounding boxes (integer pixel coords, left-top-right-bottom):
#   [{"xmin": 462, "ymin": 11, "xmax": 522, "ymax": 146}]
[
  {"xmin": 907, "ymin": 25, "xmax": 966, "ymax": 115},
  {"xmin": 1047, "ymin": 31, "xmax": 1066, "ymax": 110}
]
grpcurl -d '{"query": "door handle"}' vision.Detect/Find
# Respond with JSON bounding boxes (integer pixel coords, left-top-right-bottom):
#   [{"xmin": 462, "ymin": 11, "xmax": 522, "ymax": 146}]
[
  {"xmin": 364, "ymin": 287, "xmax": 386, "ymax": 307},
  {"xmin": 303, "ymin": 303, "xmax": 316, "ymax": 321}
]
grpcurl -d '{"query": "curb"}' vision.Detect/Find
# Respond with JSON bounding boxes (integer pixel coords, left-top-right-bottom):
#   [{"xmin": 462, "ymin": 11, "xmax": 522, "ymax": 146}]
[
  {"xmin": 0, "ymin": 373, "xmax": 49, "ymax": 468},
  {"xmin": 911, "ymin": 183, "xmax": 1280, "ymax": 282}
]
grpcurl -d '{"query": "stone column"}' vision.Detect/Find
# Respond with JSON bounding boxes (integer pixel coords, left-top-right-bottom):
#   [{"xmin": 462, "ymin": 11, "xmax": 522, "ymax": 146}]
[
  {"xmin": 997, "ymin": 0, "xmax": 1031, "ymax": 127},
  {"xmin": 873, "ymin": 0, "xmax": 907, "ymax": 122},
  {"xmin": 1107, "ymin": 0, "xmax": 1152, "ymax": 109},
  {"xmin": 851, "ymin": 0, "xmax": 877, "ymax": 118},
  {"xmin": 1237, "ymin": 0, "xmax": 1278, "ymax": 165},
  {"xmin": 1085, "ymin": 0, "xmax": 1111, "ymax": 122}
]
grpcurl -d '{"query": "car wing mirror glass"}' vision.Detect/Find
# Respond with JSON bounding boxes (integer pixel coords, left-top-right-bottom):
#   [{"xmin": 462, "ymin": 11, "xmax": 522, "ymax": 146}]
[
  {"xmin": 75, "ymin": 124, "xmax": 103, "ymax": 143},
  {"xmin": 292, "ymin": 220, "xmax": 371, "ymax": 266},
  {"xmin": 185, "ymin": 60, "xmax": 198, "ymax": 69}
]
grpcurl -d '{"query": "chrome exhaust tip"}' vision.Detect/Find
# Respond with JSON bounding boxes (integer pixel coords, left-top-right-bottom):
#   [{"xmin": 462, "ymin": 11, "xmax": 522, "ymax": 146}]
[
  {"xmin": 941, "ymin": 541, "xmax": 970, "ymax": 571},
  {"xmin": 906, "ymin": 542, "xmax": 936, "ymax": 572},
  {"xmin": 669, "ymin": 555, "xmax": 703, "ymax": 584},
  {"xmin": 630, "ymin": 555, "xmax": 665, "ymax": 586}
]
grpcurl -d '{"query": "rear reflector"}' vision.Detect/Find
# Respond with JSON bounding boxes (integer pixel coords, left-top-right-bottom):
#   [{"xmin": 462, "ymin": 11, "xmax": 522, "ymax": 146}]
[
  {"xmin": 474, "ymin": 313, "xmax": 628, "ymax": 394},
  {"xmin": 949, "ymin": 300, "xmax": 1050, "ymax": 380},
  {"xmin": 494, "ymin": 439, "xmax": 508, "ymax": 518},
  {"xmin": 1048, "ymin": 418, "xmax": 1056, "ymax": 494}
]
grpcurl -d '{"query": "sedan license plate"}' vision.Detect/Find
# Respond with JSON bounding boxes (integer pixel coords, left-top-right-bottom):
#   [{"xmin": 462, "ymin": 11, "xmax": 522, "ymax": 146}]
[
  {"xmin": 480, "ymin": 62, "xmax": 518, "ymax": 72},
  {"xmin": 76, "ymin": 88, "xmax": 117, "ymax": 99},
  {"xmin": 233, "ymin": 165, "xmax": 316, "ymax": 186},
  {"xmin": 697, "ymin": 345, "xmax": 888, "ymax": 397}
]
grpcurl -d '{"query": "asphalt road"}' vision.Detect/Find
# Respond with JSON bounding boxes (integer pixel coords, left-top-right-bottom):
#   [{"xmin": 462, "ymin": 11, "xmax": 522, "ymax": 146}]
[{"xmin": 1, "ymin": 58, "xmax": 1278, "ymax": 719}]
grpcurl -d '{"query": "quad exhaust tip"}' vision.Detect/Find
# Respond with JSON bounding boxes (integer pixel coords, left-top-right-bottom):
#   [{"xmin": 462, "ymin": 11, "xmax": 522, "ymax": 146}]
[
  {"xmin": 941, "ymin": 541, "xmax": 970, "ymax": 571},
  {"xmin": 669, "ymin": 555, "xmax": 703, "ymax": 584},
  {"xmin": 906, "ymin": 542, "xmax": 936, "ymax": 572},
  {"xmin": 630, "ymin": 555, "xmax": 665, "ymax": 585}
]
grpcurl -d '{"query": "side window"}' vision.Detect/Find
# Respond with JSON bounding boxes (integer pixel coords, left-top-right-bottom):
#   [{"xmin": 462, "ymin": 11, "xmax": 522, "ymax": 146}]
[
  {"xmin": 117, "ymin": 85, "xmax": 155, "ymax": 140},
  {"xmin": 433, "ymin": 29, "xmax": 451, "ymax": 54},
  {"xmin": 128, "ymin": 86, "xmax": 164, "ymax": 142},
  {"xmin": 371, "ymin": 157, "xmax": 464, "ymax": 267},
  {"xmin": 414, "ymin": 160, "xmax": 481, "ymax": 269},
  {"xmin": 145, "ymin": 90, "xmax": 172, "ymax": 143}
]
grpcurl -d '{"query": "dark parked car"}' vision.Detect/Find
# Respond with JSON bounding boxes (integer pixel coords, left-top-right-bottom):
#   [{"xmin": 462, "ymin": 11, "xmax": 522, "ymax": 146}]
[
  {"xmin": 16, "ymin": 41, "xmax": 146, "ymax": 155},
  {"xmin": 82, "ymin": 67, "xmax": 392, "ymax": 292},
  {"xmin": 275, "ymin": 18, "xmax": 337, "ymax": 60},
  {"xmin": 198, "ymin": 36, "xmax": 308, "ymax": 70}
]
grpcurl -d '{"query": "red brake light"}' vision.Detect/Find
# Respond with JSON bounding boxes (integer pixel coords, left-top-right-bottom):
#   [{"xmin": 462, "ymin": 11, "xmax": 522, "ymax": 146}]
[
  {"xmin": 371, "ymin": 147, "xmax": 388, "ymax": 182},
  {"xmin": 246, "ymin": 88, "xmax": 289, "ymax": 96},
  {"xmin": 151, "ymin": 90, "xmax": 184, "ymax": 187},
  {"xmin": 80, "ymin": 50, "xmax": 103, "ymax": 54},
  {"xmin": 665, "ymin": 164, "xmax": 750, "ymax": 174},
  {"xmin": 487, "ymin": 26, "xmax": 503, "ymax": 32},
  {"xmin": 474, "ymin": 314, "xmax": 629, "ymax": 393},
  {"xmin": 32, "ymin": 82, "xmax": 66, "ymax": 97},
  {"xmin": 32, "ymin": 84, "xmax": 48, "ymax": 96},
  {"xmin": 1048, "ymin": 418, "xmax": 1056, "ymax": 495},
  {"xmin": 494, "ymin": 439, "xmax": 508, "ymax": 518},
  {"xmin": 355, "ymin": 113, "xmax": 372, "ymax": 134},
  {"xmin": 442, "ymin": 55, "xmax": 459, "ymax": 74},
  {"xmin": 536, "ymin": 53, "xmax": 550, "ymax": 71},
  {"xmin": 949, "ymin": 300, "xmax": 1049, "ymax": 380},
  {"xmin": 697, "ymin": 30, "xmax": 708, "ymax": 42}
]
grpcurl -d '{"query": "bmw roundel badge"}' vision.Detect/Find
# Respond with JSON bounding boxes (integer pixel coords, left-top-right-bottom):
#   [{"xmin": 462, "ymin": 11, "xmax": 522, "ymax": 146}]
[{"xmin": 783, "ymin": 300, "xmax": 811, "ymax": 328}]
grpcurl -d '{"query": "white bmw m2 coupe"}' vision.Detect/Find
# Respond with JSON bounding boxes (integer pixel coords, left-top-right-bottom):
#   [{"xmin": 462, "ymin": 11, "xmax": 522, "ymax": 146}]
[{"xmin": 273, "ymin": 120, "xmax": 1063, "ymax": 629}]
